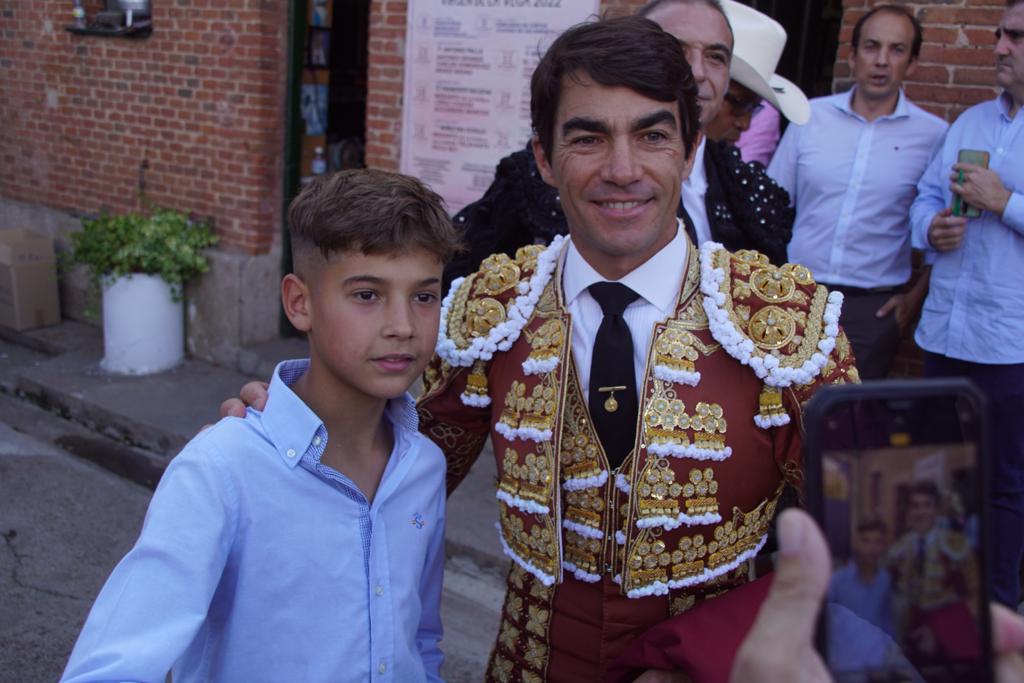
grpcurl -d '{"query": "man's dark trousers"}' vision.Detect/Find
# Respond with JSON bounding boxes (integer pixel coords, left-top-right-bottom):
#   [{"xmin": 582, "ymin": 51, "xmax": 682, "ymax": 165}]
[
  {"xmin": 925, "ymin": 352, "xmax": 1024, "ymax": 607},
  {"xmin": 829, "ymin": 287, "xmax": 902, "ymax": 380}
]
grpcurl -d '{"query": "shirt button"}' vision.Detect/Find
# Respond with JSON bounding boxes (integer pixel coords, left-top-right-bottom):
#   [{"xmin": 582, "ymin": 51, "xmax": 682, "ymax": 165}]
[
  {"xmin": 378, "ymin": 662, "xmax": 387, "ymax": 674},
  {"xmin": 375, "ymin": 585, "xmax": 384, "ymax": 596},
  {"xmin": 286, "ymin": 448, "xmax": 296, "ymax": 458},
  {"xmin": 313, "ymin": 436, "xmax": 322, "ymax": 446}
]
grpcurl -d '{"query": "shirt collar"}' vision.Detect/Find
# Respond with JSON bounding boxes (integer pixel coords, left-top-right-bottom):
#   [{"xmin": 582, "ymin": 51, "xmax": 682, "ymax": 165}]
[
  {"xmin": 684, "ymin": 136, "xmax": 708, "ymax": 192},
  {"xmin": 562, "ymin": 219, "xmax": 688, "ymax": 316},
  {"xmin": 998, "ymin": 91, "xmax": 1019, "ymax": 120},
  {"xmin": 836, "ymin": 87, "xmax": 910, "ymax": 121},
  {"xmin": 260, "ymin": 358, "xmax": 419, "ymax": 470}
]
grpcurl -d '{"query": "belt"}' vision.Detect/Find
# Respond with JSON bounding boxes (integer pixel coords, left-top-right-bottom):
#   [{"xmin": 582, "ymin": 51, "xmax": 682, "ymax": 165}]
[{"xmin": 821, "ymin": 283, "xmax": 900, "ymax": 297}]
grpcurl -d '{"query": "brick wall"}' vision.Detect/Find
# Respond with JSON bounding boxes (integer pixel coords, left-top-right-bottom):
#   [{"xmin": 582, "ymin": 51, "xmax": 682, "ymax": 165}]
[
  {"xmin": 833, "ymin": 1, "xmax": 1005, "ymax": 376},
  {"xmin": 365, "ymin": 0, "xmax": 644, "ymax": 171},
  {"xmin": 0, "ymin": 0, "xmax": 288, "ymax": 254},
  {"xmin": 834, "ymin": 0, "xmax": 1003, "ymax": 120}
]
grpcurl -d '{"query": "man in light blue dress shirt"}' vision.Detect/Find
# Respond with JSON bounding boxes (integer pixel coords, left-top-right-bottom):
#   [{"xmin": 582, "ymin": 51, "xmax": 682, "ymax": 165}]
[
  {"xmin": 909, "ymin": 0, "xmax": 1024, "ymax": 609},
  {"xmin": 768, "ymin": 5, "xmax": 947, "ymax": 378}
]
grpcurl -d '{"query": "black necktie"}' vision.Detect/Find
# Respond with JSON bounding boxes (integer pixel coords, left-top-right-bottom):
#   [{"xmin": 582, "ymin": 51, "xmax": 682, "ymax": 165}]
[{"xmin": 588, "ymin": 282, "xmax": 640, "ymax": 469}]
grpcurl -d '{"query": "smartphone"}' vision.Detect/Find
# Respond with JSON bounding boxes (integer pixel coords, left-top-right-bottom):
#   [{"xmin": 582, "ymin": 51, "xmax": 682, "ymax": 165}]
[
  {"xmin": 804, "ymin": 379, "xmax": 992, "ymax": 683},
  {"xmin": 952, "ymin": 150, "xmax": 991, "ymax": 218}
]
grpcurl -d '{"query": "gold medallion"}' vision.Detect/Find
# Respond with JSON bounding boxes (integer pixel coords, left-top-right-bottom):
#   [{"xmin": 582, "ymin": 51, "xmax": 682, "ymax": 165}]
[{"xmin": 598, "ymin": 385, "xmax": 626, "ymax": 413}]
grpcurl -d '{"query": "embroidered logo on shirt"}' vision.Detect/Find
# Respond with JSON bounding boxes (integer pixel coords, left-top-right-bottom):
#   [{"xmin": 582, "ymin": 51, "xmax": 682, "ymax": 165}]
[{"xmin": 411, "ymin": 513, "xmax": 425, "ymax": 529}]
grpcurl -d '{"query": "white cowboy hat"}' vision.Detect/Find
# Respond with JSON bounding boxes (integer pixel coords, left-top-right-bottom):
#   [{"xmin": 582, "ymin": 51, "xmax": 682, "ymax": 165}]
[{"xmin": 722, "ymin": 1, "xmax": 811, "ymax": 125}]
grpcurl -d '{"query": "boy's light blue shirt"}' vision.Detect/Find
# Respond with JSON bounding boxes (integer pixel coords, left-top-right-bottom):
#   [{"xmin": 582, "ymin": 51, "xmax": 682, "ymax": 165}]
[{"xmin": 61, "ymin": 359, "xmax": 446, "ymax": 683}]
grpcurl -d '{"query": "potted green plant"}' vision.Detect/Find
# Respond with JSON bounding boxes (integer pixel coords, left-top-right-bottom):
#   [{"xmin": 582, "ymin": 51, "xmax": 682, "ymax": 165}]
[{"xmin": 69, "ymin": 205, "xmax": 218, "ymax": 375}]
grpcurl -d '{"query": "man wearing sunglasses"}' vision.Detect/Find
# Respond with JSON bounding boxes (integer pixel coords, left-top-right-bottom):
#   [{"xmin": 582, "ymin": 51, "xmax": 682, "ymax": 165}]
[
  {"xmin": 705, "ymin": 82, "xmax": 764, "ymax": 145},
  {"xmin": 768, "ymin": 4, "xmax": 948, "ymax": 380}
]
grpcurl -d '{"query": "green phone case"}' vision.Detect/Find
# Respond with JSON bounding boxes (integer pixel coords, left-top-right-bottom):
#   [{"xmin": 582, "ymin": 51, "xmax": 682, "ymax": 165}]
[{"xmin": 952, "ymin": 149, "xmax": 991, "ymax": 218}]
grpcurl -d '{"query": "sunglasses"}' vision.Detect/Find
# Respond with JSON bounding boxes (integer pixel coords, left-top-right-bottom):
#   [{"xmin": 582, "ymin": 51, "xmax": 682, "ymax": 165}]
[{"xmin": 724, "ymin": 92, "xmax": 764, "ymax": 116}]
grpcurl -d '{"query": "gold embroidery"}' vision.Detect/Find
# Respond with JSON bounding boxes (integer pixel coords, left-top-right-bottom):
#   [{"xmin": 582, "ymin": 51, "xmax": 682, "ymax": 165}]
[
  {"xmin": 564, "ymin": 488, "xmax": 604, "ymax": 532},
  {"xmin": 750, "ymin": 266, "xmax": 796, "ymax": 303},
  {"xmin": 522, "ymin": 672, "xmax": 543, "ymax": 683},
  {"xmin": 563, "ymin": 528, "xmax": 602, "ymax": 576},
  {"xmin": 654, "ymin": 327, "xmax": 700, "ymax": 374},
  {"xmin": 501, "ymin": 380, "xmax": 557, "ymax": 434},
  {"xmin": 669, "ymin": 594, "xmax": 697, "ymax": 616},
  {"xmin": 475, "ymin": 253, "xmax": 521, "ymax": 296},
  {"xmin": 524, "ymin": 639, "xmax": 547, "ymax": 670},
  {"xmin": 464, "ymin": 359, "xmax": 490, "ymax": 399},
  {"xmin": 515, "ymin": 244, "xmax": 545, "ymax": 273},
  {"xmin": 488, "ymin": 653, "xmax": 514, "ymax": 683},
  {"xmin": 499, "ymin": 448, "xmax": 552, "ymax": 505},
  {"xmin": 504, "ymin": 593, "xmax": 524, "ymax": 622},
  {"xmin": 682, "ymin": 467, "xmax": 720, "ymax": 518},
  {"xmin": 500, "ymin": 504, "xmax": 559, "ymax": 577},
  {"xmin": 467, "ymin": 297, "xmax": 507, "ymax": 339},
  {"xmin": 445, "ymin": 274, "xmax": 477, "ymax": 349},
  {"xmin": 642, "ymin": 384, "xmax": 729, "ymax": 457},
  {"xmin": 637, "ymin": 457, "xmax": 684, "ymax": 519},
  {"xmin": 498, "ymin": 621, "xmax": 520, "ymax": 651},
  {"xmin": 748, "ymin": 305, "xmax": 796, "ymax": 350},
  {"xmin": 715, "ymin": 249, "xmax": 830, "ymax": 373},
  {"xmin": 525, "ymin": 319, "xmax": 565, "ymax": 366},
  {"xmin": 526, "ymin": 605, "xmax": 549, "ymax": 637}
]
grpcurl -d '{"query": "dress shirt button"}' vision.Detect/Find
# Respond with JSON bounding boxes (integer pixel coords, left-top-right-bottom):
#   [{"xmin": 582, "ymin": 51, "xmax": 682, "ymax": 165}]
[
  {"xmin": 313, "ymin": 436, "xmax": 322, "ymax": 446},
  {"xmin": 375, "ymin": 585, "xmax": 384, "ymax": 596},
  {"xmin": 378, "ymin": 661, "xmax": 387, "ymax": 674},
  {"xmin": 286, "ymin": 448, "xmax": 297, "ymax": 458}
]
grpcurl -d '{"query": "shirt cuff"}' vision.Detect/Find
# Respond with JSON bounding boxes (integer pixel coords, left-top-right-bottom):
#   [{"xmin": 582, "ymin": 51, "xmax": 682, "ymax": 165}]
[{"xmin": 1003, "ymin": 191, "xmax": 1024, "ymax": 235}]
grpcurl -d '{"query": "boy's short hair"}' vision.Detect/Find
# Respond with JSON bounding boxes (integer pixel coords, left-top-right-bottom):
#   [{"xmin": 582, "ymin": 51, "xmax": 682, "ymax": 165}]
[{"xmin": 288, "ymin": 169, "xmax": 463, "ymax": 267}]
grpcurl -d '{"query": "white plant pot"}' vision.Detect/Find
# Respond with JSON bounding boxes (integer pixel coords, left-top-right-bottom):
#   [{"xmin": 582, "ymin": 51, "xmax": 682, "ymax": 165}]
[{"xmin": 101, "ymin": 274, "xmax": 184, "ymax": 375}]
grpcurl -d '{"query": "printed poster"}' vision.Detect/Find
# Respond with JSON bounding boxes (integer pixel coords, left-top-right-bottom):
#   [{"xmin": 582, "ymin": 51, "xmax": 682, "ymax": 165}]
[{"xmin": 401, "ymin": 0, "xmax": 600, "ymax": 214}]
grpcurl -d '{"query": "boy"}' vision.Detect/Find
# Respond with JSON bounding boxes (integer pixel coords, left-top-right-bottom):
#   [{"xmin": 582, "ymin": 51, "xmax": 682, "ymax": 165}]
[{"xmin": 61, "ymin": 169, "xmax": 462, "ymax": 682}]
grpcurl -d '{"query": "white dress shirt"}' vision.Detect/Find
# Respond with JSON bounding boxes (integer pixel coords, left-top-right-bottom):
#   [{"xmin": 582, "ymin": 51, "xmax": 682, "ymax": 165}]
[
  {"xmin": 562, "ymin": 221, "xmax": 689, "ymax": 398},
  {"xmin": 681, "ymin": 136, "xmax": 712, "ymax": 245},
  {"xmin": 768, "ymin": 89, "xmax": 947, "ymax": 288}
]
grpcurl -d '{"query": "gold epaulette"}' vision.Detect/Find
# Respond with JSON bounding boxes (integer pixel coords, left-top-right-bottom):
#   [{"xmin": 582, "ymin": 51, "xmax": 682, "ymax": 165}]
[
  {"xmin": 436, "ymin": 238, "xmax": 564, "ymax": 406},
  {"xmin": 699, "ymin": 245, "xmax": 845, "ymax": 428}
]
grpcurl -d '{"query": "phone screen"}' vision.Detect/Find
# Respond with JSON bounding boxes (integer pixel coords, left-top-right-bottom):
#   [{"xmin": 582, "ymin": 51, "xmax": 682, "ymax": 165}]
[{"xmin": 805, "ymin": 380, "xmax": 992, "ymax": 683}]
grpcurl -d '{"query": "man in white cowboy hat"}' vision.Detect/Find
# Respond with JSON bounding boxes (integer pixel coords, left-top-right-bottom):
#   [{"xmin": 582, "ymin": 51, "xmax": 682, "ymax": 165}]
[
  {"xmin": 705, "ymin": 1, "xmax": 810, "ymax": 163},
  {"xmin": 768, "ymin": 4, "xmax": 948, "ymax": 379}
]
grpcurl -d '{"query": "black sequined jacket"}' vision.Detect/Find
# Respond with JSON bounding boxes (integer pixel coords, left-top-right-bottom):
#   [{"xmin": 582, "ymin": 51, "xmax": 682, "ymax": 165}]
[{"xmin": 443, "ymin": 141, "xmax": 793, "ymax": 287}]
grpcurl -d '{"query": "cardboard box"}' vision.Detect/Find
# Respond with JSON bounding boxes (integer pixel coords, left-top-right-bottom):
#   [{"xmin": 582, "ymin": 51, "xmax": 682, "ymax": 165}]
[{"xmin": 0, "ymin": 229, "xmax": 61, "ymax": 331}]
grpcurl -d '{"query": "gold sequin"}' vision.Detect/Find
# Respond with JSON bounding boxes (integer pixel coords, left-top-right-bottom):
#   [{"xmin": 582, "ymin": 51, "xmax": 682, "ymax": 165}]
[{"xmin": 475, "ymin": 253, "xmax": 521, "ymax": 296}]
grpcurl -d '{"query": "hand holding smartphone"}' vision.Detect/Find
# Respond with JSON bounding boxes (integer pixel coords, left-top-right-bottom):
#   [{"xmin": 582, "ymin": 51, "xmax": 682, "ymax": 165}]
[
  {"xmin": 804, "ymin": 380, "xmax": 993, "ymax": 683},
  {"xmin": 952, "ymin": 150, "xmax": 991, "ymax": 218}
]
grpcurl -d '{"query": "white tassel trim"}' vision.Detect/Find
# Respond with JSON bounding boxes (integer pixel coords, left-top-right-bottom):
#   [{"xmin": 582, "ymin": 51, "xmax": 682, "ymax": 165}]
[
  {"xmin": 496, "ymin": 522, "xmax": 555, "ymax": 586},
  {"xmin": 437, "ymin": 235, "xmax": 566, "ymax": 367},
  {"xmin": 636, "ymin": 511, "xmax": 723, "ymax": 531},
  {"xmin": 647, "ymin": 442, "xmax": 733, "ymax": 461},
  {"xmin": 494, "ymin": 421, "xmax": 553, "ymax": 443},
  {"xmin": 496, "ymin": 489, "xmax": 550, "ymax": 515},
  {"xmin": 653, "ymin": 365, "xmax": 701, "ymax": 387},
  {"xmin": 562, "ymin": 470, "xmax": 609, "ymax": 491},
  {"xmin": 459, "ymin": 392, "xmax": 491, "ymax": 407},
  {"xmin": 562, "ymin": 560, "xmax": 601, "ymax": 583},
  {"xmin": 615, "ymin": 530, "xmax": 627, "ymax": 546},
  {"xmin": 615, "ymin": 473, "xmax": 631, "ymax": 494},
  {"xmin": 625, "ymin": 533, "xmax": 767, "ymax": 598},
  {"xmin": 613, "ymin": 573, "xmax": 623, "ymax": 585},
  {"xmin": 698, "ymin": 242, "xmax": 845, "ymax": 388},
  {"xmin": 522, "ymin": 355, "xmax": 559, "ymax": 376},
  {"xmin": 562, "ymin": 518, "xmax": 604, "ymax": 540},
  {"xmin": 753, "ymin": 413, "xmax": 791, "ymax": 428}
]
